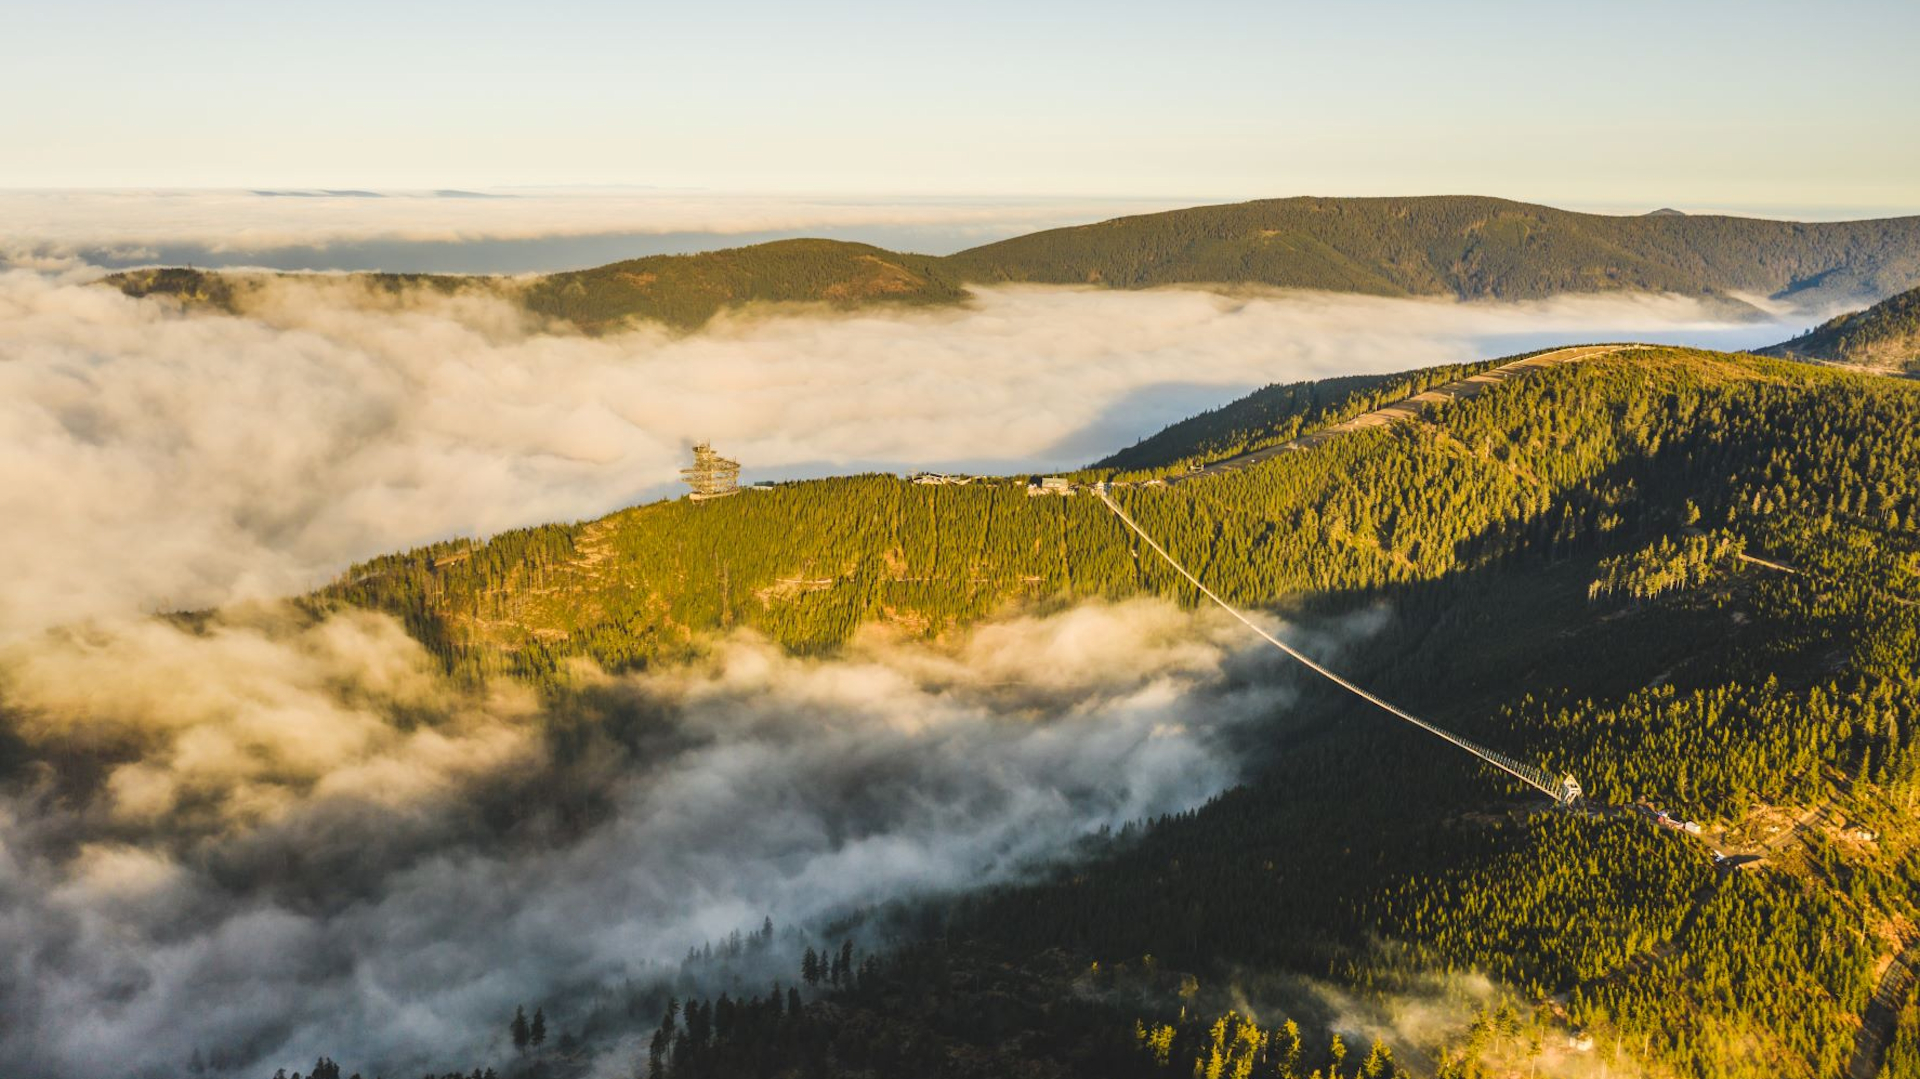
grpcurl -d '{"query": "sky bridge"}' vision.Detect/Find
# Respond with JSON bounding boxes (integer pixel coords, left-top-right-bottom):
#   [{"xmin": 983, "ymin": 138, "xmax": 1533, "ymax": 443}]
[{"xmin": 1092, "ymin": 487, "xmax": 1582, "ymax": 807}]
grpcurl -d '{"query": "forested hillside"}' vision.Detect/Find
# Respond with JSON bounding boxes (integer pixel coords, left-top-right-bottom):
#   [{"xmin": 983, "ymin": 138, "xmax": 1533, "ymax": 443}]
[
  {"xmin": 299, "ymin": 344, "xmax": 1920, "ymax": 1079},
  {"xmin": 105, "ymin": 197, "xmax": 1920, "ymax": 330},
  {"xmin": 942, "ymin": 196, "xmax": 1920, "ymax": 307},
  {"xmin": 1765, "ymin": 285, "xmax": 1920, "ymax": 373}
]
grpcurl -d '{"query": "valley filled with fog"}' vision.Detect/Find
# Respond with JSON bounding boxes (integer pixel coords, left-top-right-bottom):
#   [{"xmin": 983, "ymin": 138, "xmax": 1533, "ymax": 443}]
[
  {"xmin": 0, "ymin": 237, "xmax": 1855, "ymax": 1077},
  {"xmin": 0, "ymin": 262, "xmax": 1821, "ymax": 637}
]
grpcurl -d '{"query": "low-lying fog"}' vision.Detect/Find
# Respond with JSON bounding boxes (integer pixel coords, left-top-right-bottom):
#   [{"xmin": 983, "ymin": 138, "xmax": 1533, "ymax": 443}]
[
  {"xmin": 0, "ymin": 599, "xmax": 1302, "ymax": 1078},
  {"xmin": 0, "ymin": 266, "xmax": 1819, "ymax": 639},
  {"xmin": 0, "ymin": 254, "xmax": 1825, "ymax": 1077}
]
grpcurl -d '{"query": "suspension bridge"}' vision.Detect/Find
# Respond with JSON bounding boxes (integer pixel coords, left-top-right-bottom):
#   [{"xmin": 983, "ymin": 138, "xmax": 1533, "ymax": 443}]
[{"xmin": 1093, "ymin": 486, "xmax": 1583, "ymax": 806}]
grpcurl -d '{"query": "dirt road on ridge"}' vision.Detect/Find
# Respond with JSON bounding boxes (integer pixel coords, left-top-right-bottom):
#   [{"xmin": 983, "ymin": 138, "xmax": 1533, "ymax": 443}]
[{"xmin": 1166, "ymin": 344, "xmax": 1645, "ymax": 484}]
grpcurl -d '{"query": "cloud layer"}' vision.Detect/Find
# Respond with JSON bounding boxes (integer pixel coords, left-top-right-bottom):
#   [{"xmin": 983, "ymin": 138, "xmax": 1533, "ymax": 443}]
[
  {"xmin": 0, "ymin": 598, "xmax": 1288, "ymax": 1078},
  {"xmin": 0, "ymin": 269, "xmax": 1799, "ymax": 640},
  {"xmin": 0, "ymin": 259, "xmax": 1812, "ymax": 1076}
]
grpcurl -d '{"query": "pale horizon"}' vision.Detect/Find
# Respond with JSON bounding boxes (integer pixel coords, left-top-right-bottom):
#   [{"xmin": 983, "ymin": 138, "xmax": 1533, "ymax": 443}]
[{"xmin": 10, "ymin": 0, "xmax": 1918, "ymax": 214}]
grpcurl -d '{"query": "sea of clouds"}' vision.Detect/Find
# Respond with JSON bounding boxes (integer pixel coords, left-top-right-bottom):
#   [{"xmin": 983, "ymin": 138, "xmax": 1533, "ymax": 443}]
[
  {"xmin": 0, "ymin": 598, "xmax": 1295, "ymax": 1078},
  {"xmin": 0, "ymin": 243, "xmax": 1809, "ymax": 1076},
  {"xmin": 0, "ymin": 266, "xmax": 1811, "ymax": 639}
]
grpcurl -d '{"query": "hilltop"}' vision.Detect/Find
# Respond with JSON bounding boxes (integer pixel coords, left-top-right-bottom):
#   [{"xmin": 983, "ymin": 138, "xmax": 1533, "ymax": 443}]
[
  {"xmin": 516, "ymin": 238, "xmax": 964, "ymax": 331},
  {"xmin": 941, "ymin": 195, "xmax": 1920, "ymax": 306},
  {"xmin": 104, "ymin": 196, "xmax": 1920, "ymax": 330},
  {"xmin": 1763, "ymin": 284, "xmax": 1920, "ymax": 373}
]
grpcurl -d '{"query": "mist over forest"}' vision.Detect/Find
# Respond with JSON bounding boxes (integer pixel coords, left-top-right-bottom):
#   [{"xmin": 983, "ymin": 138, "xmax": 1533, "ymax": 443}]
[
  {"xmin": 0, "ymin": 262, "xmax": 1813, "ymax": 637},
  {"xmin": 9, "ymin": 0, "xmax": 1920, "ymax": 1072},
  {"xmin": 4, "ymin": 180, "xmax": 1919, "ymax": 1079}
]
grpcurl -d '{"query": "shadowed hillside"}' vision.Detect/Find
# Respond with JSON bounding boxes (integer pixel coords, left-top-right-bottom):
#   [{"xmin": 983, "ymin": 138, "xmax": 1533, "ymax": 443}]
[{"xmin": 1764, "ymin": 285, "xmax": 1920, "ymax": 373}]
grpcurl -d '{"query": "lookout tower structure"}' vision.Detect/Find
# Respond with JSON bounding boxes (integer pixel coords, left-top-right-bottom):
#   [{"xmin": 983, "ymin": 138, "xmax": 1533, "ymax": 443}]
[{"xmin": 681, "ymin": 441, "xmax": 742, "ymax": 501}]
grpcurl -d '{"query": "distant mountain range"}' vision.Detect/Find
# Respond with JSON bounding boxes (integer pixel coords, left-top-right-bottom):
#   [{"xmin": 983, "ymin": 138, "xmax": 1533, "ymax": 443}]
[
  {"xmin": 940, "ymin": 196, "xmax": 1920, "ymax": 306},
  {"xmin": 105, "ymin": 195, "xmax": 1920, "ymax": 329},
  {"xmin": 103, "ymin": 239, "xmax": 964, "ymax": 333},
  {"xmin": 1762, "ymin": 285, "xmax": 1920, "ymax": 373}
]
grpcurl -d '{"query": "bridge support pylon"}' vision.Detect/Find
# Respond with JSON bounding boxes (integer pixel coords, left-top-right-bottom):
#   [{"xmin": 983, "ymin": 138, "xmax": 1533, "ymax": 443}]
[{"xmin": 1556, "ymin": 773, "xmax": 1585, "ymax": 807}]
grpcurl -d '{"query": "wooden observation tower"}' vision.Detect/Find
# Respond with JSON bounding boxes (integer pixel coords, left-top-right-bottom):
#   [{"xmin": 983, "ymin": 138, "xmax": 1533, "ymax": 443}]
[{"xmin": 681, "ymin": 441, "xmax": 742, "ymax": 501}]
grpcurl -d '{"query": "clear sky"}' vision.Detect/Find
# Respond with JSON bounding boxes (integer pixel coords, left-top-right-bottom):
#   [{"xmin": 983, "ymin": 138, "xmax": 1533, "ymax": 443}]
[{"xmin": 7, "ymin": 0, "xmax": 1918, "ymax": 216}]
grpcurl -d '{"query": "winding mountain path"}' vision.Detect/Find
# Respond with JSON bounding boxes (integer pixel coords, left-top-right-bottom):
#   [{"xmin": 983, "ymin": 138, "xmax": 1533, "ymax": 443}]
[{"xmin": 1166, "ymin": 343, "xmax": 1645, "ymax": 483}]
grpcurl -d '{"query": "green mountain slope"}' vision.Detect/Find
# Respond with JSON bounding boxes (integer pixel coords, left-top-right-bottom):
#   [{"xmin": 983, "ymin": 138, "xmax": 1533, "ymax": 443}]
[
  {"xmin": 942, "ymin": 195, "xmax": 1920, "ymax": 306},
  {"xmin": 1764, "ymin": 284, "xmax": 1920, "ymax": 373},
  {"xmin": 305, "ymin": 345, "xmax": 1920, "ymax": 1079}
]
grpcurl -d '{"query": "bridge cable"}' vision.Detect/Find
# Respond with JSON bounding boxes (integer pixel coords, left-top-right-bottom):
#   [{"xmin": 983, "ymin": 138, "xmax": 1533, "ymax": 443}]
[{"xmin": 1092, "ymin": 488, "xmax": 1577, "ymax": 804}]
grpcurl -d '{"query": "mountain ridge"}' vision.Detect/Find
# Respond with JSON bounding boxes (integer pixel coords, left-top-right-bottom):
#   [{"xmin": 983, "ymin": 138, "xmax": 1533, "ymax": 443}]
[
  {"xmin": 102, "ymin": 195, "xmax": 1920, "ymax": 330},
  {"xmin": 940, "ymin": 195, "xmax": 1920, "ymax": 307}
]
